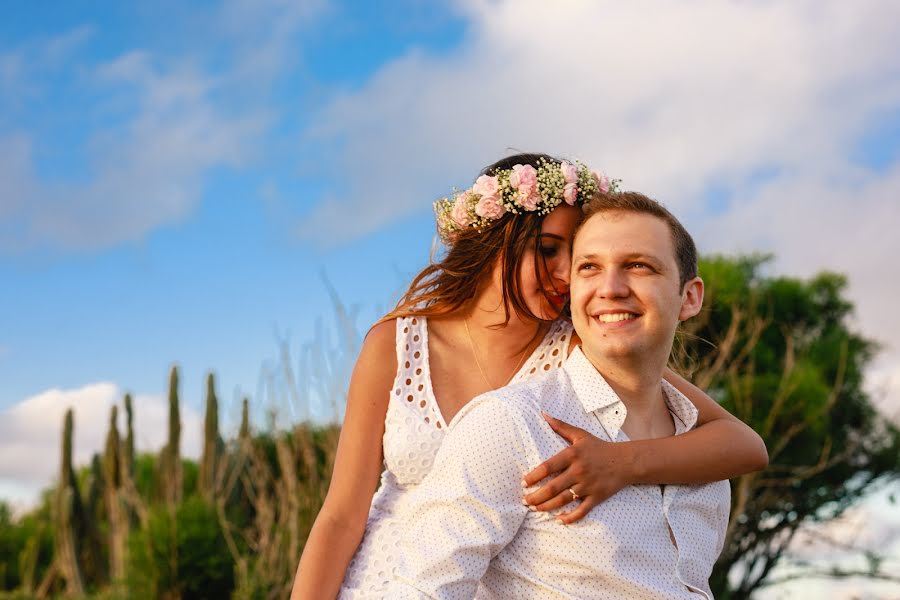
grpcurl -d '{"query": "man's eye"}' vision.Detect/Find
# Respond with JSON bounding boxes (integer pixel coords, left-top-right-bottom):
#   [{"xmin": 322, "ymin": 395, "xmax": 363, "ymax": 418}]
[
  {"xmin": 629, "ymin": 262, "xmax": 648, "ymax": 270},
  {"xmin": 577, "ymin": 263, "xmax": 595, "ymax": 271}
]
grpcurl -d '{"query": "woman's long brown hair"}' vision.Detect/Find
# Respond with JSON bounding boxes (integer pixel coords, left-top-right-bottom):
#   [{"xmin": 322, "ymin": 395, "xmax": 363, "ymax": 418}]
[{"xmin": 380, "ymin": 153, "xmax": 566, "ymax": 328}]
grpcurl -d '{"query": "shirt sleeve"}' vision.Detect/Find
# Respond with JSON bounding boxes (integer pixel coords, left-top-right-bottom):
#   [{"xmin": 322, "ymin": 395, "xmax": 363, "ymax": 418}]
[{"xmin": 387, "ymin": 395, "xmax": 537, "ymax": 599}]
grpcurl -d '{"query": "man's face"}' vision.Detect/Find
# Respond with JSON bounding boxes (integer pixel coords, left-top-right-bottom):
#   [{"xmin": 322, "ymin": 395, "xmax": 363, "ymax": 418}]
[{"xmin": 570, "ymin": 210, "xmax": 703, "ymax": 365}]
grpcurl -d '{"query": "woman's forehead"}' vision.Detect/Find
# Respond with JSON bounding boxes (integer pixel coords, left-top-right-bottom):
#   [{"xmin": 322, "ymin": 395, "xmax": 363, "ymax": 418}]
[{"xmin": 540, "ymin": 204, "xmax": 582, "ymax": 237}]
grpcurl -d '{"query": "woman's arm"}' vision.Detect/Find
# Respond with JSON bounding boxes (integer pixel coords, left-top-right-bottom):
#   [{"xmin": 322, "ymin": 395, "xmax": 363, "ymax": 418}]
[
  {"xmin": 655, "ymin": 366, "xmax": 769, "ymax": 481},
  {"xmin": 290, "ymin": 320, "xmax": 397, "ymax": 600}
]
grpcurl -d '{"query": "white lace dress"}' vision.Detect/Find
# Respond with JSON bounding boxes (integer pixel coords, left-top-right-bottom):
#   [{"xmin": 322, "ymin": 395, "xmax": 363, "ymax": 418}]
[{"xmin": 338, "ymin": 315, "xmax": 574, "ymax": 599}]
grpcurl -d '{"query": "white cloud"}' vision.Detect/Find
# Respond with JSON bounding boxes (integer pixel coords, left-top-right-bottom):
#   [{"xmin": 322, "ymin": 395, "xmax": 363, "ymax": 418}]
[
  {"xmin": 0, "ymin": 26, "xmax": 94, "ymax": 119},
  {"xmin": 0, "ymin": 382, "xmax": 202, "ymax": 508},
  {"xmin": 217, "ymin": 0, "xmax": 329, "ymax": 85},
  {"xmin": 41, "ymin": 24, "xmax": 95, "ymax": 65},
  {"xmin": 0, "ymin": 48, "xmax": 269, "ymax": 253}
]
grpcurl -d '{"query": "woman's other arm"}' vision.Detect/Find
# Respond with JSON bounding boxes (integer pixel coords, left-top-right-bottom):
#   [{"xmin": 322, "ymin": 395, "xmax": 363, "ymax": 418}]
[
  {"xmin": 653, "ymin": 366, "xmax": 769, "ymax": 481},
  {"xmin": 290, "ymin": 320, "xmax": 397, "ymax": 599}
]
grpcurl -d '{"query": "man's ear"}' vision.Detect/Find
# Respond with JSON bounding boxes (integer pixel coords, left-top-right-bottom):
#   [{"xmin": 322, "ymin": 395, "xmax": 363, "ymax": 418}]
[{"xmin": 678, "ymin": 277, "xmax": 704, "ymax": 321}]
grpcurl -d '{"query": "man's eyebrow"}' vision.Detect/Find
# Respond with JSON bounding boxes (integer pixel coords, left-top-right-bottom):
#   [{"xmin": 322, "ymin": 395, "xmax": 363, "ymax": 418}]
[
  {"xmin": 573, "ymin": 252, "xmax": 666, "ymax": 265},
  {"xmin": 624, "ymin": 252, "xmax": 665, "ymax": 266}
]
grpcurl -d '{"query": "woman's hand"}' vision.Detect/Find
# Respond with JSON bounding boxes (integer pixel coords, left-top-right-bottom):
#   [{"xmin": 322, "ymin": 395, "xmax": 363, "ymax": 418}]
[{"xmin": 522, "ymin": 412, "xmax": 634, "ymax": 524}]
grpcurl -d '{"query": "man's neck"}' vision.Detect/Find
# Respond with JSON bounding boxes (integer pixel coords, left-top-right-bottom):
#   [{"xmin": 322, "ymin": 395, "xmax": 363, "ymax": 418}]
[{"xmin": 580, "ymin": 348, "xmax": 674, "ymax": 440}]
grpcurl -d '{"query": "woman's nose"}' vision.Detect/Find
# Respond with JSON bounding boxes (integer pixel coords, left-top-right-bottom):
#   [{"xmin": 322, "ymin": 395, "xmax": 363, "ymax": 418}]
[{"xmin": 552, "ymin": 253, "xmax": 571, "ymax": 286}]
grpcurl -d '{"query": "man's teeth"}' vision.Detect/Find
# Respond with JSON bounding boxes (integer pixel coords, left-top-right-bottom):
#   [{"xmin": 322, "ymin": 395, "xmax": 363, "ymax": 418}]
[{"xmin": 596, "ymin": 313, "xmax": 636, "ymax": 323}]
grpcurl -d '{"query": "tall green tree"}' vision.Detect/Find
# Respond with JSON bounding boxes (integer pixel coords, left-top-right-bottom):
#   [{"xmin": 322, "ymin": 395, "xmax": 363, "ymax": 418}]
[{"xmin": 674, "ymin": 256, "xmax": 900, "ymax": 598}]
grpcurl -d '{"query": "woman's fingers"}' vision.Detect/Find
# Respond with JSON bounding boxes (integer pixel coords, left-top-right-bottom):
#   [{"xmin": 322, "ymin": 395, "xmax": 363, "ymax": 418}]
[
  {"xmin": 524, "ymin": 469, "xmax": 575, "ymax": 507},
  {"xmin": 555, "ymin": 497, "xmax": 599, "ymax": 525},
  {"xmin": 522, "ymin": 447, "xmax": 574, "ymax": 488},
  {"xmin": 541, "ymin": 412, "xmax": 589, "ymax": 444},
  {"xmin": 532, "ymin": 489, "xmax": 577, "ymax": 513}
]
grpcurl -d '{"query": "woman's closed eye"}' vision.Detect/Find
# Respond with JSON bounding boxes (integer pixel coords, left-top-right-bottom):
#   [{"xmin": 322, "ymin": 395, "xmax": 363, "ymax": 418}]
[{"xmin": 540, "ymin": 245, "xmax": 560, "ymax": 258}]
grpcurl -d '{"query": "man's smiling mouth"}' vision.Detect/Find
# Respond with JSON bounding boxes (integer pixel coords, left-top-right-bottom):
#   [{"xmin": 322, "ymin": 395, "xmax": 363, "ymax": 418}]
[{"xmin": 594, "ymin": 312, "xmax": 638, "ymax": 323}]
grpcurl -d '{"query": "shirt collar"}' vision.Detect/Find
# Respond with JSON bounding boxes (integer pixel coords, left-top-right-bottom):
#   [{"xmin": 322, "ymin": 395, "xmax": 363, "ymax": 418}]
[
  {"xmin": 661, "ymin": 378, "xmax": 699, "ymax": 434},
  {"xmin": 564, "ymin": 346, "xmax": 622, "ymax": 413},
  {"xmin": 563, "ymin": 346, "xmax": 699, "ymax": 438}
]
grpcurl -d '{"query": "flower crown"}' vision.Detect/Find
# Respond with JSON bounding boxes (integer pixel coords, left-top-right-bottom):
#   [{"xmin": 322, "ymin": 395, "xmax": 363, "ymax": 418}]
[{"xmin": 434, "ymin": 157, "xmax": 618, "ymax": 242}]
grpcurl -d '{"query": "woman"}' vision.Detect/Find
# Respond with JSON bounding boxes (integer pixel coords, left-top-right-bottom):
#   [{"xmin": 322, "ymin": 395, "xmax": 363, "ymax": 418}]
[{"xmin": 291, "ymin": 153, "xmax": 767, "ymax": 599}]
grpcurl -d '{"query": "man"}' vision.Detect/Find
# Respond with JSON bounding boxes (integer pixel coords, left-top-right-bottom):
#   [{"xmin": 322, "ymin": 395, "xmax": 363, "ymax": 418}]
[{"xmin": 387, "ymin": 192, "xmax": 730, "ymax": 599}]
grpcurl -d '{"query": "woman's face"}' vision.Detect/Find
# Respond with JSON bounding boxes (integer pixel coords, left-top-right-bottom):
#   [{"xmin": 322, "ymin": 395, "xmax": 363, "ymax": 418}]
[{"xmin": 517, "ymin": 203, "xmax": 583, "ymax": 320}]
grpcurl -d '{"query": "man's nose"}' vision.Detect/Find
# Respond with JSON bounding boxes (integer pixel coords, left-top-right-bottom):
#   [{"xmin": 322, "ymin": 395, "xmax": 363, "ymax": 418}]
[{"xmin": 595, "ymin": 268, "xmax": 629, "ymax": 298}]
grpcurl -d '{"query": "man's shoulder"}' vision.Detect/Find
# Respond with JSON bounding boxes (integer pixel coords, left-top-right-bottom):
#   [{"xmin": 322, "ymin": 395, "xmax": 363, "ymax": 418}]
[
  {"xmin": 449, "ymin": 368, "xmax": 568, "ymax": 431},
  {"xmin": 488, "ymin": 367, "xmax": 568, "ymax": 410}
]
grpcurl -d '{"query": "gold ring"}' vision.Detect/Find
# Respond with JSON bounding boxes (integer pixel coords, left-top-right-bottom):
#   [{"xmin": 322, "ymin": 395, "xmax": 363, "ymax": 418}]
[{"xmin": 568, "ymin": 488, "xmax": 579, "ymax": 502}]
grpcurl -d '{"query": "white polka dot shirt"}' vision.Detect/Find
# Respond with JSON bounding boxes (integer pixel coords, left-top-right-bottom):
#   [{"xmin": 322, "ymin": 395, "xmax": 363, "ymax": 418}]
[{"xmin": 387, "ymin": 346, "xmax": 730, "ymax": 599}]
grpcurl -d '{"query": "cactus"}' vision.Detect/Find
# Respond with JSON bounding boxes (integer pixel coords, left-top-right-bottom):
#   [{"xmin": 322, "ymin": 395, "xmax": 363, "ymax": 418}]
[
  {"xmin": 123, "ymin": 393, "xmax": 135, "ymax": 479},
  {"xmin": 239, "ymin": 397, "xmax": 250, "ymax": 442},
  {"xmin": 200, "ymin": 372, "xmax": 222, "ymax": 501},
  {"xmin": 18, "ymin": 530, "xmax": 40, "ymax": 594},
  {"xmin": 104, "ymin": 404, "xmax": 128, "ymax": 582},
  {"xmin": 82, "ymin": 454, "xmax": 107, "ymax": 585},
  {"xmin": 161, "ymin": 365, "xmax": 182, "ymax": 508},
  {"xmin": 55, "ymin": 408, "xmax": 85, "ymax": 595}
]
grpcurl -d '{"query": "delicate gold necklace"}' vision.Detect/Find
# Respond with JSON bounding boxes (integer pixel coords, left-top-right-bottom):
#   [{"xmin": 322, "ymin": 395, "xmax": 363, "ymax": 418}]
[{"xmin": 464, "ymin": 318, "xmax": 535, "ymax": 390}]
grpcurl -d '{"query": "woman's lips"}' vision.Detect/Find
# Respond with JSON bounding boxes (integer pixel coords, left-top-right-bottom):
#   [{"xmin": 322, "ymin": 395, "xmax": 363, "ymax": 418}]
[{"xmin": 545, "ymin": 292, "xmax": 569, "ymax": 307}]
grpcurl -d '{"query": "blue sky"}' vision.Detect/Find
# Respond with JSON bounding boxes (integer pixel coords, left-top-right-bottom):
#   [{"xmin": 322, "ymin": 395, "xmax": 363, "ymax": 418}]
[
  {"xmin": 2, "ymin": 1, "xmax": 900, "ymax": 593},
  {"xmin": 1, "ymin": 1, "xmax": 469, "ymax": 413}
]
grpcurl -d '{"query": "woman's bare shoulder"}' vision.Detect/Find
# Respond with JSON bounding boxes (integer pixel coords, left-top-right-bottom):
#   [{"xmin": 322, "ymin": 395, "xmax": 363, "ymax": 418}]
[{"xmin": 365, "ymin": 318, "xmax": 398, "ymax": 348}]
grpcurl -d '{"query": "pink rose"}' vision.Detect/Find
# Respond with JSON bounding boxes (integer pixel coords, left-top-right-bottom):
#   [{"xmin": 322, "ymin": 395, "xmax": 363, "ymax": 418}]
[
  {"xmin": 451, "ymin": 194, "xmax": 473, "ymax": 227},
  {"xmin": 475, "ymin": 194, "xmax": 504, "ymax": 219},
  {"xmin": 560, "ymin": 161, "xmax": 578, "ymax": 184},
  {"xmin": 592, "ymin": 170, "xmax": 610, "ymax": 193},
  {"xmin": 508, "ymin": 164, "xmax": 537, "ymax": 190},
  {"xmin": 516, "ymin": 188, "xmax": 540, "ymax": 211},
  {"xmin": 563, "ymin": 183, "xmax": 578, "ymax": 205},
  {"xmin": 472, "ymin": 175, "xmax": 500, "ymax": 199}
]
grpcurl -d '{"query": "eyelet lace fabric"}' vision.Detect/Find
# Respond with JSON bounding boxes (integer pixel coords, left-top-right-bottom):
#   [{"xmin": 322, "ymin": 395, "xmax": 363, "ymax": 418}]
[{"xmin": 338, "ymin": 316, "xmax": 573, "ymax": 598}]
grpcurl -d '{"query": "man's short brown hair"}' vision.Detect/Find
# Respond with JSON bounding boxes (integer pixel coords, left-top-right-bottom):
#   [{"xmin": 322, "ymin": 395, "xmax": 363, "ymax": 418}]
[{"xmin": 577, "ymin": 191, "xmax": 698, "ymax": 290}]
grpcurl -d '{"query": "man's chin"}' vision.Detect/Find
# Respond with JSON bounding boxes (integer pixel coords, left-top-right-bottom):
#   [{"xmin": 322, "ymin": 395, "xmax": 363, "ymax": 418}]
[{"xmin": 581, "ymin": 342, "xmax": 638, "ymax": 364}]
